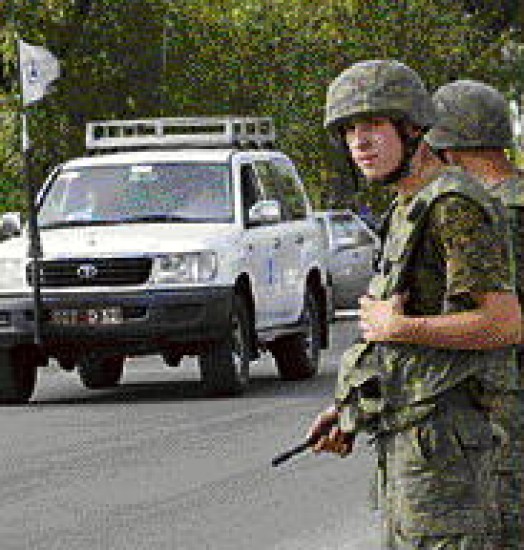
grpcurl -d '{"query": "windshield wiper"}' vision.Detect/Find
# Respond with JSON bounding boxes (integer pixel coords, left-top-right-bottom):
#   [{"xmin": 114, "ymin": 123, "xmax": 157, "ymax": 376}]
[
  {"xmin": 39, "ymin": 214, "xmax": 226, "ymax": 229},
  {"xmin": 39, "ymin": 219, "xmax": 116, "ymax": 230},
  {"xmin": 116, "ymin": 214, "xmax": 207, "ymax": 223}
]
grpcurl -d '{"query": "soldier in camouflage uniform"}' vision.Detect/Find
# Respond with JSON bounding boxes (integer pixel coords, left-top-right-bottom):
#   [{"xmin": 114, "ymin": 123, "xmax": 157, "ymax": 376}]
[
  {"xmin": 307, "ymin": 60, "xmax": 522, "ymax": 549},
  {"xmin": 425, "ymin": 80, "xmax": 524, "ymax": 549}
]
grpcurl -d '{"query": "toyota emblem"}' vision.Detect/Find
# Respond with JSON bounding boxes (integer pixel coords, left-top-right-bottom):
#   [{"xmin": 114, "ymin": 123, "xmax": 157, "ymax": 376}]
[{"xmin": 77, "ymin": 264, "xmax": 98, "ymax": 280}]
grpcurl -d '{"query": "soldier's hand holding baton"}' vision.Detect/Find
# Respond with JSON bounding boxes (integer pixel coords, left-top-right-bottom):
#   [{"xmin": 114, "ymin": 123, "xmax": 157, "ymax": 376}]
[{"xmin": 272, "ymin": 405, "xmax": 355, "ymax": 467}]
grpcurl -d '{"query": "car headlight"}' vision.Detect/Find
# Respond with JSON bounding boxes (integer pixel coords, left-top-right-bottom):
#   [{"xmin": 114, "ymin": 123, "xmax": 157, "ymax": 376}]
[
  {"xmin": 0, "ymin": 258, "xmax": 25, "ymax": 290},
  {"xmin": 152, "ymin": 252, "xmax": 217, "ymax": 284}
]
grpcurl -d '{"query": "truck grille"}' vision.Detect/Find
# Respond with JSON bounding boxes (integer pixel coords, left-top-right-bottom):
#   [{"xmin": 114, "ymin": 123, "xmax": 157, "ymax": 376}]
[{"xmin": 27, "ymin": 257, "xmax": 153, "ymax": 287}]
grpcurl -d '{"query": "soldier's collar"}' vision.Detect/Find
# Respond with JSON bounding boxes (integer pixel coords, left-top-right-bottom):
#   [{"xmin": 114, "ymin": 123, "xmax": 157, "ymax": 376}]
[
  {"xmin": 488, "ymin": 169, "xmax": 522, "ymax": 189},
  {"xmin": 396, "ymin": 165, "xmax": 448, "ymax": 206}
]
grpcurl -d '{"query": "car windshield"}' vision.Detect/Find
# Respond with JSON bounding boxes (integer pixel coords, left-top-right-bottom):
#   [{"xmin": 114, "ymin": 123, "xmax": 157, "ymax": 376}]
[{"xmin": 38, "ymin": 163, "xmax": 233, "ymax": 228}]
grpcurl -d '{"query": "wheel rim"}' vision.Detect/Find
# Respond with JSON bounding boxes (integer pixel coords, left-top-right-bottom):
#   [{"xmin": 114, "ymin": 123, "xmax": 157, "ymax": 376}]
[
  {"xmin": 303, "ymin": 297, "xmax": 318, "ymax": 365},
  {"xmin": 231, "ymin": 309, "xmax": 249, "ymax": 385}
]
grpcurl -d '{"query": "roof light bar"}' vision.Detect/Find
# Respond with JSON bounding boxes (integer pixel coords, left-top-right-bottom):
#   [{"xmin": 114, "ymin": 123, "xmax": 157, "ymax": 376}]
[{"xmin": 85, "ymin": 117, "xmax": 276, "ymax": 150}]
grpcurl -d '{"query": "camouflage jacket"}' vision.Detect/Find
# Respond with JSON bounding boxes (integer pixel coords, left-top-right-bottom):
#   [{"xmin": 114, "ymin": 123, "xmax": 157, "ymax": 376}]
[
  {"xmin": 336, "ymin": 166, "xmax": 515, "ymax": 434},
  {"xmin": 490, "ymin": 171, "xmax": 524, "ymax": 383},
  {"xmin": 490, "ymin": 172, "xmax": 524, "ymax": 304}
]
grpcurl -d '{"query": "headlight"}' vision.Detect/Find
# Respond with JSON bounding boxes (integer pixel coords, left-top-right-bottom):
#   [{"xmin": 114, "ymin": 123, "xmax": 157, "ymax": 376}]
[
  {"xmin": 0, "ymin": 258, "xmax": 25, "ymax": 290},
  {"xmin": 152, "ymin": 252, "xmax": 217, "ymax": 284}
]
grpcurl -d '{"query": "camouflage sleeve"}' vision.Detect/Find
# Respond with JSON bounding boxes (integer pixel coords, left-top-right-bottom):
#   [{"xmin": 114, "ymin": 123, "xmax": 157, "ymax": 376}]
[
  {"xmin": 513, "ymin": 208, "xmax": 524, "ymax": 302},
  {"xmin": 491, "ymin": 176, "xmax": 524, "ymax": 301},
  {"xmin": 427, "ymin": 194, "xmax": 512, "ymax": 299}
]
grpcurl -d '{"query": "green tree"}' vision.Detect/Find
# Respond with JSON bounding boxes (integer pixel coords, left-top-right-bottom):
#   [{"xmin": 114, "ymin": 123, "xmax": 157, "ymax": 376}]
[{"xmin": 0, "ymin": 0, "xmax": 521, "ymax": 215}]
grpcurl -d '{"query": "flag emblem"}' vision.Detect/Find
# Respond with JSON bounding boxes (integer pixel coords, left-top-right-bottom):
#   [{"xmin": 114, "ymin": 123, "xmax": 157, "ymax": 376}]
[
  {"xmin": 18, "ymin": 39, "xmax": 60, "ymax": 106},
  {"xmin": 28, "ymin": 60, "xmax": 39, "ymax": 83}
]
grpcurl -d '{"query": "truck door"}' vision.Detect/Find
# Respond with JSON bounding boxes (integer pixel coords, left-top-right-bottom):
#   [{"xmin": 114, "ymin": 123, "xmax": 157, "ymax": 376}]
[
  {"xmin": 238, "ymin": 163, "xmax": 277, "ymax": 329},
  {"xmin": 253, "ymin": 158, "xmax": 308, "ymax": 325}
]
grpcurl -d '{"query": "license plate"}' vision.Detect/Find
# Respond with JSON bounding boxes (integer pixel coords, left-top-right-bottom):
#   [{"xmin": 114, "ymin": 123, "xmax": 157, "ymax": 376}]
[{"xmin": 49, "ymin": 307, "xmax": 124, "ymax": 325}]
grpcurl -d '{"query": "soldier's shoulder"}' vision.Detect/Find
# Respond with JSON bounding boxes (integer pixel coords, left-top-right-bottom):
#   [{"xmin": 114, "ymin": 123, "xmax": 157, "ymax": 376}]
[
  {"xmin": 423, "ymin": 166, "xmax": 492, "ymax": 204},
  {"xmin": 422, "ymin": 167, "xmax": 501, "ymax": 226},
  {"xmin": 428, "ymin": 191, "xmax": 486, "ymax": 230}
]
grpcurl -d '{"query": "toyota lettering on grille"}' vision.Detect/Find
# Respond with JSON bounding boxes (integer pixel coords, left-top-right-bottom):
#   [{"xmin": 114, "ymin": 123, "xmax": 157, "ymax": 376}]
[{"xmin": 77, "ymin": 264, "xmax": 98, "ymax": 280}]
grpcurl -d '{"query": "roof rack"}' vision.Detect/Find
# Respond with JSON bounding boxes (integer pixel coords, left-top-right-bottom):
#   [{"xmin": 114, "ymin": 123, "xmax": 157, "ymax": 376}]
[{"xmin": 85, "ymin": 117, "xmax": 276, "ymax": 151}]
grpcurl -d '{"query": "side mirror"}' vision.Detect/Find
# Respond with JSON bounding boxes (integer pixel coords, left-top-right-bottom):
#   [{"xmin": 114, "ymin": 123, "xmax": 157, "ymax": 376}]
[
  {"xmin": 334, "ymin": 234, "xmax": 359, "ymax": 251},
  {"xmin": 0, "ymin": 212, "xmax": 22, "ymax": 240},
  {"xmin": 248, "ymin": 200, "xmax": 281, "ymax": 225}
]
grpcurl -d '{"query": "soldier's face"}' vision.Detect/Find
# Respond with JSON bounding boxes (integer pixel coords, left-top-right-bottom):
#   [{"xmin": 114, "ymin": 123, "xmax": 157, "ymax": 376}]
[{"xmin": 344, "ymin": 117, "xmax": 403, "ymax": 181}]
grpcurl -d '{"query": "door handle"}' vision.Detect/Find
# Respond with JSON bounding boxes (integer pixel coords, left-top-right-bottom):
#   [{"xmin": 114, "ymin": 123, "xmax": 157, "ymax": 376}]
[{"xmin": 273, "ymin": 238, "xmax": 281, "ymax": 249}]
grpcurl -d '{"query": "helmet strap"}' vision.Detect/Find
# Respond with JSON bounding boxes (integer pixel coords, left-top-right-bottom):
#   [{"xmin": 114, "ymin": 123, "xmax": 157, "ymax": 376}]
[
  {"xmin": 430, "ymin": 147, "xmax": 449, "ymax": 164},
  {"xmin": 336, "ymin": 128, "xmax": 360, "ymax": 192}
]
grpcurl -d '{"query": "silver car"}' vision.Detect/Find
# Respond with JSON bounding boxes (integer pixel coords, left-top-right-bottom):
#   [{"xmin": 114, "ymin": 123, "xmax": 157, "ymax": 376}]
[{"xmin": 315, "ymin": 210, "xmax": 379, "ymax": 309}]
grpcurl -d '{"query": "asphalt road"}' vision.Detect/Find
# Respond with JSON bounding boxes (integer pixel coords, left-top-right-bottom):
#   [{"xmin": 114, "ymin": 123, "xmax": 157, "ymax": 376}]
[{"xmin": 0, "ymin": 319, "xmax": 382, "ymax": 550}]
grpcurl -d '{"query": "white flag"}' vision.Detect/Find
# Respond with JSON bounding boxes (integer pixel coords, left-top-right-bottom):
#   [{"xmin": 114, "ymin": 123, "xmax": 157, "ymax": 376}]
[{"xmin": 18, "ymin": 39, "xmax": 60, "ymax": 106}]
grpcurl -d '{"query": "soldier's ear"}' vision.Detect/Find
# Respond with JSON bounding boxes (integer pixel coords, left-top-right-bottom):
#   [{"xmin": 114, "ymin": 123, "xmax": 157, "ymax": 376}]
[
  {"xmin": 405, "ymin": 124, "xmax": 423, "ymax": 139},
  {"xmin": 443, "ymin": 150, "xmax": 456, "ymax": 164},
  {"xmin": 419, "ymin": 141, "xmax": 442, "ymax": 164}
]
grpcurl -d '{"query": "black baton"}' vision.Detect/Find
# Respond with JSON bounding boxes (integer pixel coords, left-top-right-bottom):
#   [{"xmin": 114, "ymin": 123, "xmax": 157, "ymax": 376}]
[{"xmin": 271, "ymin": 435, "xmax": 318, "ymax": 467}]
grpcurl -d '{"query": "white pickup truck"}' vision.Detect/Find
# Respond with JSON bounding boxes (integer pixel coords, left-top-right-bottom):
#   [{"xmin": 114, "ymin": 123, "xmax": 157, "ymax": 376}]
[{"xmin": 0, "ymin": 117, "xmax": 332, "ymax": 403}]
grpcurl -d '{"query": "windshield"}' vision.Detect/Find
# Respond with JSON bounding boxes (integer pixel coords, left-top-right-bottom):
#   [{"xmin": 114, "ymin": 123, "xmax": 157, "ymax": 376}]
[{"xmin": 38, "ymin": 163, "xmax": 233, "ymax": 228}]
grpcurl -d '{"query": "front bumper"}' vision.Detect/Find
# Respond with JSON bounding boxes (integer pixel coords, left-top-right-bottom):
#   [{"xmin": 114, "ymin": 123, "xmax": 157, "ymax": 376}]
[{"xmin": 0, "ymin": 287, "xmax": 234, "ymax": 353}]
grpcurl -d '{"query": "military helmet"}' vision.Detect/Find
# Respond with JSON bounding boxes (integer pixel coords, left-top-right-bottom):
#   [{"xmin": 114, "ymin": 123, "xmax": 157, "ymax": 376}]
[
  {"xmin": 425, "ymin": 80, "xmax": 513, "ymax": 149},
  {"xmin": 324, "ymin": 59, "xmax": 436, "ymax": 134}
]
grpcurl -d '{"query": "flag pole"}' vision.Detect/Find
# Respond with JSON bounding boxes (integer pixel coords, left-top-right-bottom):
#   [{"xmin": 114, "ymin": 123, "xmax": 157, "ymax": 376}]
[
  {"xmin": 23, "ymin": 114, "xmax": 43, "ymax": 346},
  {"xmin": 16, "ymin": 38, "xmax": 60, "ymax": 345},
  {"xmin": 18, "ymin": 43, "xmax": 43, "ymax": 346}
]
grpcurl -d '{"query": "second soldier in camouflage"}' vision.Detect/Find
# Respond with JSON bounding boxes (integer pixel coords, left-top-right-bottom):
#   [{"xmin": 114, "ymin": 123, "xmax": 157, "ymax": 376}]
[{"xmin": 426, "ymin": 79, "xmax": 524, "ymax": 550}]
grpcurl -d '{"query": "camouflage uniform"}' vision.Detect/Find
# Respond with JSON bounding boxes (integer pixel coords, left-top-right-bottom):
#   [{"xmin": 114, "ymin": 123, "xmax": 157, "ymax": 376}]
[
  {"xmin": 484, "ymin": 174, "xmax": 524, "ymax": 550},
  {"xmin": 325, "ymin": 63, "xmax": 515, "ymax": 549},
  {"xmin": 426, "ymin": 80, "xmax": 524, "ymax": 549},
  {"xmin": 379, "ymin": 183, "xmax": 511, "ymax": 549}
]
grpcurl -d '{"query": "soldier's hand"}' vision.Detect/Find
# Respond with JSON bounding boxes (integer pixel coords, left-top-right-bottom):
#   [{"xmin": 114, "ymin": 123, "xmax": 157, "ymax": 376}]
[
  {"xmin": 359, "ymin": 293, "xmax": 406, "ymax": 342},
  {"xmin": 313, "ymin": 425, "xmax": 355, "ymax": 457},
  {"xmin": 307, "ymin": 406, "xmax": 354, "ymax": 457},
  {"xmin": 307, "ymin": 405, "xmax": 338, "ymax": 439}
]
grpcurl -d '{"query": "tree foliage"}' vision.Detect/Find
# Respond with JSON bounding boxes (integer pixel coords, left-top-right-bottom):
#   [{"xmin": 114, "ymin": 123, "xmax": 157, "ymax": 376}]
[{"xmin": 0, "ymin": 0, "xmax": 522, "ymax": 215}]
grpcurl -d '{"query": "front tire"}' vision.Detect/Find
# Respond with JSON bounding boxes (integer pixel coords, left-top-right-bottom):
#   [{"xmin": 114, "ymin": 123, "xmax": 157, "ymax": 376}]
[
  {"xmin": 0, "ymin": 349, "xmax": 38, "ymax": 405},
  {"xmin": 199, "ymin": 294, "xmax": 251, "ymax": 396},
  {"xmin": 271, "ymin": 288, "xmax": 321, "ymax": 380},
  {"xmin": 78, "ymin": 355, "xmax": 124, "ymax": 389}
]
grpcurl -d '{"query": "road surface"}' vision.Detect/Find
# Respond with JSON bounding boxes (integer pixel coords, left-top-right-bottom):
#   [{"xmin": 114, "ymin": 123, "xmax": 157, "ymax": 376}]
[{"xmin": 0, "ymin": 319, "xmax": 382, "ymax": 550}]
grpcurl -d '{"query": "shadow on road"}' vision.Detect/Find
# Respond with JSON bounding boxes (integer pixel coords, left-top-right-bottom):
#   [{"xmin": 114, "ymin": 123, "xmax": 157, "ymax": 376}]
[
  {"xmin": 25, "ymin": 318, "xmax": 355, "ymax": 408},
  {"xmin": 29, "ymin": 368, "xmax": 337, "ymax": 408}
]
